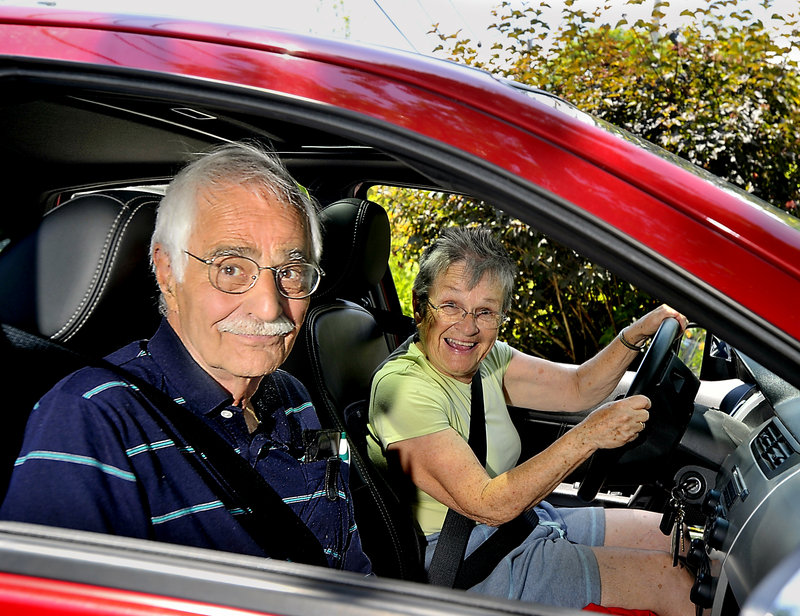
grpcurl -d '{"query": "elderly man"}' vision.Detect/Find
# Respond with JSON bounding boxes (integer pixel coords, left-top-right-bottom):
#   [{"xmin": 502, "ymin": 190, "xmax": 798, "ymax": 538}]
[{"xmin": 0, "ymin": 143, "xmax": 371, "ymax": 574}]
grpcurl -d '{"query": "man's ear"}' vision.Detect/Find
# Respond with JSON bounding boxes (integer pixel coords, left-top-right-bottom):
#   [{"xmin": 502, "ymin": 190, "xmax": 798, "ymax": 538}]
[{"xmin": 152, "ymin": 245, "xmax": 178, "ymax": 312}]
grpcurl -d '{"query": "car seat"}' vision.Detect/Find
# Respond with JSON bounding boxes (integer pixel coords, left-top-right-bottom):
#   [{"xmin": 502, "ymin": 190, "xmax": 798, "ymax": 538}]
[
  {"xmin": 283, "ymin": 197, "xmax": 425, "ymax": 581},
  {"xmin": 0, "ymin": 190, "xmax": 161, "ymax": 356},
  {"xmin": 0, "ymin": 190, "xmax": 162, "ymax": 498}
]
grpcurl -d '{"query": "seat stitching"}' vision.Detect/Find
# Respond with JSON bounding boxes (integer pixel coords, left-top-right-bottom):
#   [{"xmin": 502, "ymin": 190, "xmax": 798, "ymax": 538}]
[
  {"xmin": 55, "ymin": 196, "xmax": 158, "ymax": 341},
  {"xmin": 345, "ymin": 199, "xmax": 368, "ymax": 294},
  {"xmin": 52, "ymin": 197, "xmax": 128, "ymax": 339},
  {"xmin": 304, "ymin": 302, "xmax": 415, "ymax": 577}
]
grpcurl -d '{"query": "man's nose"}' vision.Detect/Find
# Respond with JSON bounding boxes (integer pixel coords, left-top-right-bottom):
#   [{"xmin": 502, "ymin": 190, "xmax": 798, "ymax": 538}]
[{"xmin": 243, "ymin": 271, "xmax": 286, "ymax": 320}]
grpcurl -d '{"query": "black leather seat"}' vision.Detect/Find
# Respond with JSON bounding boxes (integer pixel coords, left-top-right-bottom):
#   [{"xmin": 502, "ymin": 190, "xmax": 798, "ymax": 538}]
[
  {"xmin": 0, "ymin": 189, "xmax": 162, "ymax": 497},
  {"xmin": 0, "ymin": 190, "xmax": 161, "ymax": 356},
  {"xmin": 284, "ymin": 197, "xmax": 424, "ymax": 581}
]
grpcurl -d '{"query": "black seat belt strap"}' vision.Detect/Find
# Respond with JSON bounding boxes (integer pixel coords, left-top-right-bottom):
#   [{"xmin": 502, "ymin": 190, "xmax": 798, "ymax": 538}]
[
  {"xmin": 120, "ymin": 369, "xmax": 330, "ymax": 567},
  {"xmin": 427, "ymin": 372, "xmax": 485, "ymax": 587},
  {"xmin": 455, "ymin": 508, "xmax": 539, "ymax": 589},
  {"xmin": 428, "ymin": 369, "xmax": 538, "ymax": 589},
  {"xmin": 2, "ymin": 325, "xmax": 324, "ymax": 564}
]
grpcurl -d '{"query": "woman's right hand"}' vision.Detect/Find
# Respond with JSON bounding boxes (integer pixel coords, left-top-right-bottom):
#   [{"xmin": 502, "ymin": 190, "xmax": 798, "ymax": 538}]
[{"xmin": 576, "ymin": 395, "xmax": 651, "ymax": 450}]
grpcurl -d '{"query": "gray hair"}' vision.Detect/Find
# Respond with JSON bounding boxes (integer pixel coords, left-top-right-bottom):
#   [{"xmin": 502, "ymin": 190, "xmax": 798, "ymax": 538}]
[
  {"xmin": 413, "ymin": 227, "xmax": 517, "ymax": 312},
  {"xmin": 150, "ymin": 142, "xmax": 322, "ymax": 312}
]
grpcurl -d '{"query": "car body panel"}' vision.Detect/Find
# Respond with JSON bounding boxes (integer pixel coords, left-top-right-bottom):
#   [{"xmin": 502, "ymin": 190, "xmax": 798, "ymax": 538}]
[
  {"xmin": 0, "ymin": 572, "xmax": 268, "ymax": 616},
  {"xmin": 2, "ymin": 7, "xmax": 800, "ymax": 616},
  {"xmin": 0, "ymin": 523, "xmax": 542, "ymax": 616},
  {"xmin": 1, "ymin": 7, "xmax": 799, "ymax": 351}
]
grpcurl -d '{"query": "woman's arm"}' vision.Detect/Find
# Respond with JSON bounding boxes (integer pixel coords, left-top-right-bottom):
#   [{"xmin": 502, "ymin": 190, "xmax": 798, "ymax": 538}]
[
  {"xmin": 503, "ymin": 305, "xmax": 687, "ymax": 412},
  {"xmin": 388, "ymin": 393, "xmax": 650, "ymax": 526}
]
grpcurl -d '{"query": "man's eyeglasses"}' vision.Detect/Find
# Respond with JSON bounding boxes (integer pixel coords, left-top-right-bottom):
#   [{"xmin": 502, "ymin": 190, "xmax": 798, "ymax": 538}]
[
  {"xmin": 427, "ymin": 299, "xmax": 508, "ymax": 329},
  {"xmin": 185, "ymin": 251, "xmax": 323, "ymax": 299}
]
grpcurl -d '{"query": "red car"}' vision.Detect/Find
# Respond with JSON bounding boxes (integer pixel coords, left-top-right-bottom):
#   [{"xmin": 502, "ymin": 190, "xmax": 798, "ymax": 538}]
[{"xmin": 0, "ymin": 6, "xmax": 799, "ymax": 616}]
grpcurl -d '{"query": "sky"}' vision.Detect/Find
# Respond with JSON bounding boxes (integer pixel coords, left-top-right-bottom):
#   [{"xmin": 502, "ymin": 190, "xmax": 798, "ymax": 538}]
[
  {"xmin": 1, "ymin": 0, "xmax": 509, "ymax": 56},
  {"xmin": 1, "ymin": 0, "xmax": 797, "ymax": 62}
]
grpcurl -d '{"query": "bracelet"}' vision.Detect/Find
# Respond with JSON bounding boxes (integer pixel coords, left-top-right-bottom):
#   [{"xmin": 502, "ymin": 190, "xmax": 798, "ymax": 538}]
[{"xmin": 619, "ymin": 328, "xmax": 647, "ymax": 352}]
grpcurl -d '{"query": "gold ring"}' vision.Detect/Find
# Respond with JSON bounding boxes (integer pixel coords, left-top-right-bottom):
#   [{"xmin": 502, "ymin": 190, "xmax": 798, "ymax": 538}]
[{"xmin": 640, "ymin": 422, "xmax": 645, "ymax": 431}]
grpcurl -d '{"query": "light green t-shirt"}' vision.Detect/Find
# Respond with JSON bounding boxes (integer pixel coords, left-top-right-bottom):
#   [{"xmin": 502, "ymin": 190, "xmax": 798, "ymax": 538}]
[{"xmin": 366, "ymin": 338, "xmax": 520, "ymax": 536}]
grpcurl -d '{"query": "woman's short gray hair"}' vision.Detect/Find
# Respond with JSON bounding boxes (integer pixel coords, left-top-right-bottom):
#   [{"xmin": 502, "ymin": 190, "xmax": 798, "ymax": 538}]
[
  {"xmin": 150, "ymin": 142, "xmax": 322, "ymax": 309},
  {"xmin": 413, "ymin": 227, "xmax": 517, "ymax": 312}
]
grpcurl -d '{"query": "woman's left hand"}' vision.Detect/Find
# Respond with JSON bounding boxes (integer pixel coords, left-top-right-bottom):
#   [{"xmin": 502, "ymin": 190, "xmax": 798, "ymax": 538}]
[{"xmin": 622, "ymin": 305, "xmax": 688, "ymax": 347}]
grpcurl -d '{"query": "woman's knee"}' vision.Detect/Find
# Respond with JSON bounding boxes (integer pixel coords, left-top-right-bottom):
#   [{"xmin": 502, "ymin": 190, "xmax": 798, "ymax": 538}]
[{"xmin": 603, "ymin": 508, "xmax": 671, "ymax": 551}]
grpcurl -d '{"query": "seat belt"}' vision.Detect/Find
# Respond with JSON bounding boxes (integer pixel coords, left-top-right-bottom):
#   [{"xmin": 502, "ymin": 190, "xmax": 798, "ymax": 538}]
[
  {"xmin": 123, "ymin": 369, "xmax": 331, "ymax": 568},
  {"xmin": 427, "ymin": 369, "xmax": 538, "ymax": 589},
  {"xmin": 427, "ymin": 372, "xmax": 486, "ymax": 587},
  {"xmin": 2, "ymin": 324, "xmax": 329, "ymax": 568}
]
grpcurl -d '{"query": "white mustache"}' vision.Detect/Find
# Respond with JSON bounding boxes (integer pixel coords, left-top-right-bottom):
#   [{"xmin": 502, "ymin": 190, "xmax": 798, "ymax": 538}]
[{"xmin": 217, "ymin": 315, "xmax": 296, "ymax": 337}]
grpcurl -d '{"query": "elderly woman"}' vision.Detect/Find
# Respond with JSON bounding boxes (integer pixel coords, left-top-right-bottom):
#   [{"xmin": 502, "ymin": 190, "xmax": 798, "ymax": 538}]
[{"xmin": 367, "ymin": 227, "xmax": 694, "ymax": 616}]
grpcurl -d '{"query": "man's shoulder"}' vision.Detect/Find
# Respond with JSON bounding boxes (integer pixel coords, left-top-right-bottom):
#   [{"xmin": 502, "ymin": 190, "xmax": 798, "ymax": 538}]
[
  {"xmin": 24, "ymin": 350, "xmax": 157, "ymax": 449},
  {"xmin": 270, "ymin": 368, "xmax": 308, "ymax": 394},
  {"xmin": 105, "ymin": 338, "xmax": 151, "ymax": 368},
  {"xmin": 265, "ymin": 369, "xmax": 309, "ymax": 402},
  {"xmin": 45, "ymin": 339, "xmax": 155, "ymax": 403}
]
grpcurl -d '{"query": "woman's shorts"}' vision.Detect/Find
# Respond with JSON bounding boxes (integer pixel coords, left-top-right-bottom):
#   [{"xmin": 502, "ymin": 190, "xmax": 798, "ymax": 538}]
[{"xmin": 425, "ymin": 502, "xmax": 605, "ymax": 608}]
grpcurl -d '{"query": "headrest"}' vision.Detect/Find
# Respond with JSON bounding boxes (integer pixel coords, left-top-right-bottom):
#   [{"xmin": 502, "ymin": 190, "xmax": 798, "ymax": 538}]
[
  {"xmin": 313, "ymin": 198, "xmax": 390, "ymax": 303},
  {"xmin": 0, "ymin": 190, "xmax": 161, "ymax": 356}
]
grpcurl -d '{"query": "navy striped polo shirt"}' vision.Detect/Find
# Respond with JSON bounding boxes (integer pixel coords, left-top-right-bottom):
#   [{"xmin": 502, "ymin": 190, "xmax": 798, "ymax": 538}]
[{"xmin": 0, "ymin": 320, "xmax": 372, "ymax": 574}]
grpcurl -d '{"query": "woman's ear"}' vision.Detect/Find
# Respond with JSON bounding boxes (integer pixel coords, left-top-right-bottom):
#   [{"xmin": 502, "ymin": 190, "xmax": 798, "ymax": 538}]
[{"xmin": 412, "ymin": 291, "xmax": 421, "ymax": 321}]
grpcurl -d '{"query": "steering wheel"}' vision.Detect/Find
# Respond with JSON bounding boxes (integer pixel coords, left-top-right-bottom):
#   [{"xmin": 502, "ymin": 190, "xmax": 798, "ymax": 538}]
[{"xmin": 576, "ymin": 317, "xmax": 682, "ymax": 502}]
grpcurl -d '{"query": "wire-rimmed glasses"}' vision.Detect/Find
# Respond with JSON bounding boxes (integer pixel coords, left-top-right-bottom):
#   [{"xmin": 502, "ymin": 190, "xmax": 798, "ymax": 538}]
[
  {"xmin": 426, "ymin": 299, "xmax": 508, "ymax": 329},
  {"xmin": 185, "ymin": 251, "xmax": 323, "ymax": 299}
]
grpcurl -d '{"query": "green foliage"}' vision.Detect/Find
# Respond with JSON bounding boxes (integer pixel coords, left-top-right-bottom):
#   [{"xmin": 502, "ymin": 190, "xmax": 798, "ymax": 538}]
[
  {"xmin": 434, "ymin": 0, "xmax": 800, "ymax": 214},
  {"xmin": 381, "ymin": 0, "xmax": 800, "ymax": 363},
  {"xmin": 388, "ymin": 249, "xmax": 418, "ymax": 316},
  {"xmin": 368, "ymin": 185, "xmax": 657, "ymax": 363}
]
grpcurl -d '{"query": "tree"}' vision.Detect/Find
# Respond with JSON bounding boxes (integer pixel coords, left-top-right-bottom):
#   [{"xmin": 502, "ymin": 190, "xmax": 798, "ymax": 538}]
[
  {"xmin": 376, "ymin": 0, "xmax": 800, "ymax": 363},
  {"xmin": 368, "ymin": 186, "xmax": 654, "ymax": 363},
  {"xmin": 436, "ymin": 0, "xmax": 800, "ymax": 214}
]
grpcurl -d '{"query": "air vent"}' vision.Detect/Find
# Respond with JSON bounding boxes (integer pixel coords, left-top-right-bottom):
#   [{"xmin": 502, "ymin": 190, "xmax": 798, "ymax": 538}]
[{"xmin": 752, "ymin": 421, "xmax": 800, "ymax": 479}]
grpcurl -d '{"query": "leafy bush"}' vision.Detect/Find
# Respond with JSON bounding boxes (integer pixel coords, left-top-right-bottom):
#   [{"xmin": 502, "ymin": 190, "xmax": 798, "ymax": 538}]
[
  {"xmin": 373, "ymin": 0, "xmax": 799, "ymax": 363},
  {"xmin": 368, "ymin": 186, "xmax": 656, "ymax": 363},
  {"xmin": 435, "ymin": 0, "xmax": 800, "ymax": 214}
]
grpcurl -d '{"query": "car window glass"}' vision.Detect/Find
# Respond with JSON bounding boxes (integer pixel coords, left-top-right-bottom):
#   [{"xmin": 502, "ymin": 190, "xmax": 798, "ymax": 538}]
[
  {"xmin": 367, "ymin": 184, "xmax": 657, "ymax": 366},
  {"xmin": 679, "ymin": 327, "xmax": 706, "ymax": 379}
]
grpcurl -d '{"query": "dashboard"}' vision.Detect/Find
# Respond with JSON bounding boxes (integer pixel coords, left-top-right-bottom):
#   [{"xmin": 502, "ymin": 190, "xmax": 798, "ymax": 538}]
[{"xmin": 687, "ymin": 351, "xmax": 800, "ymax": 615}]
